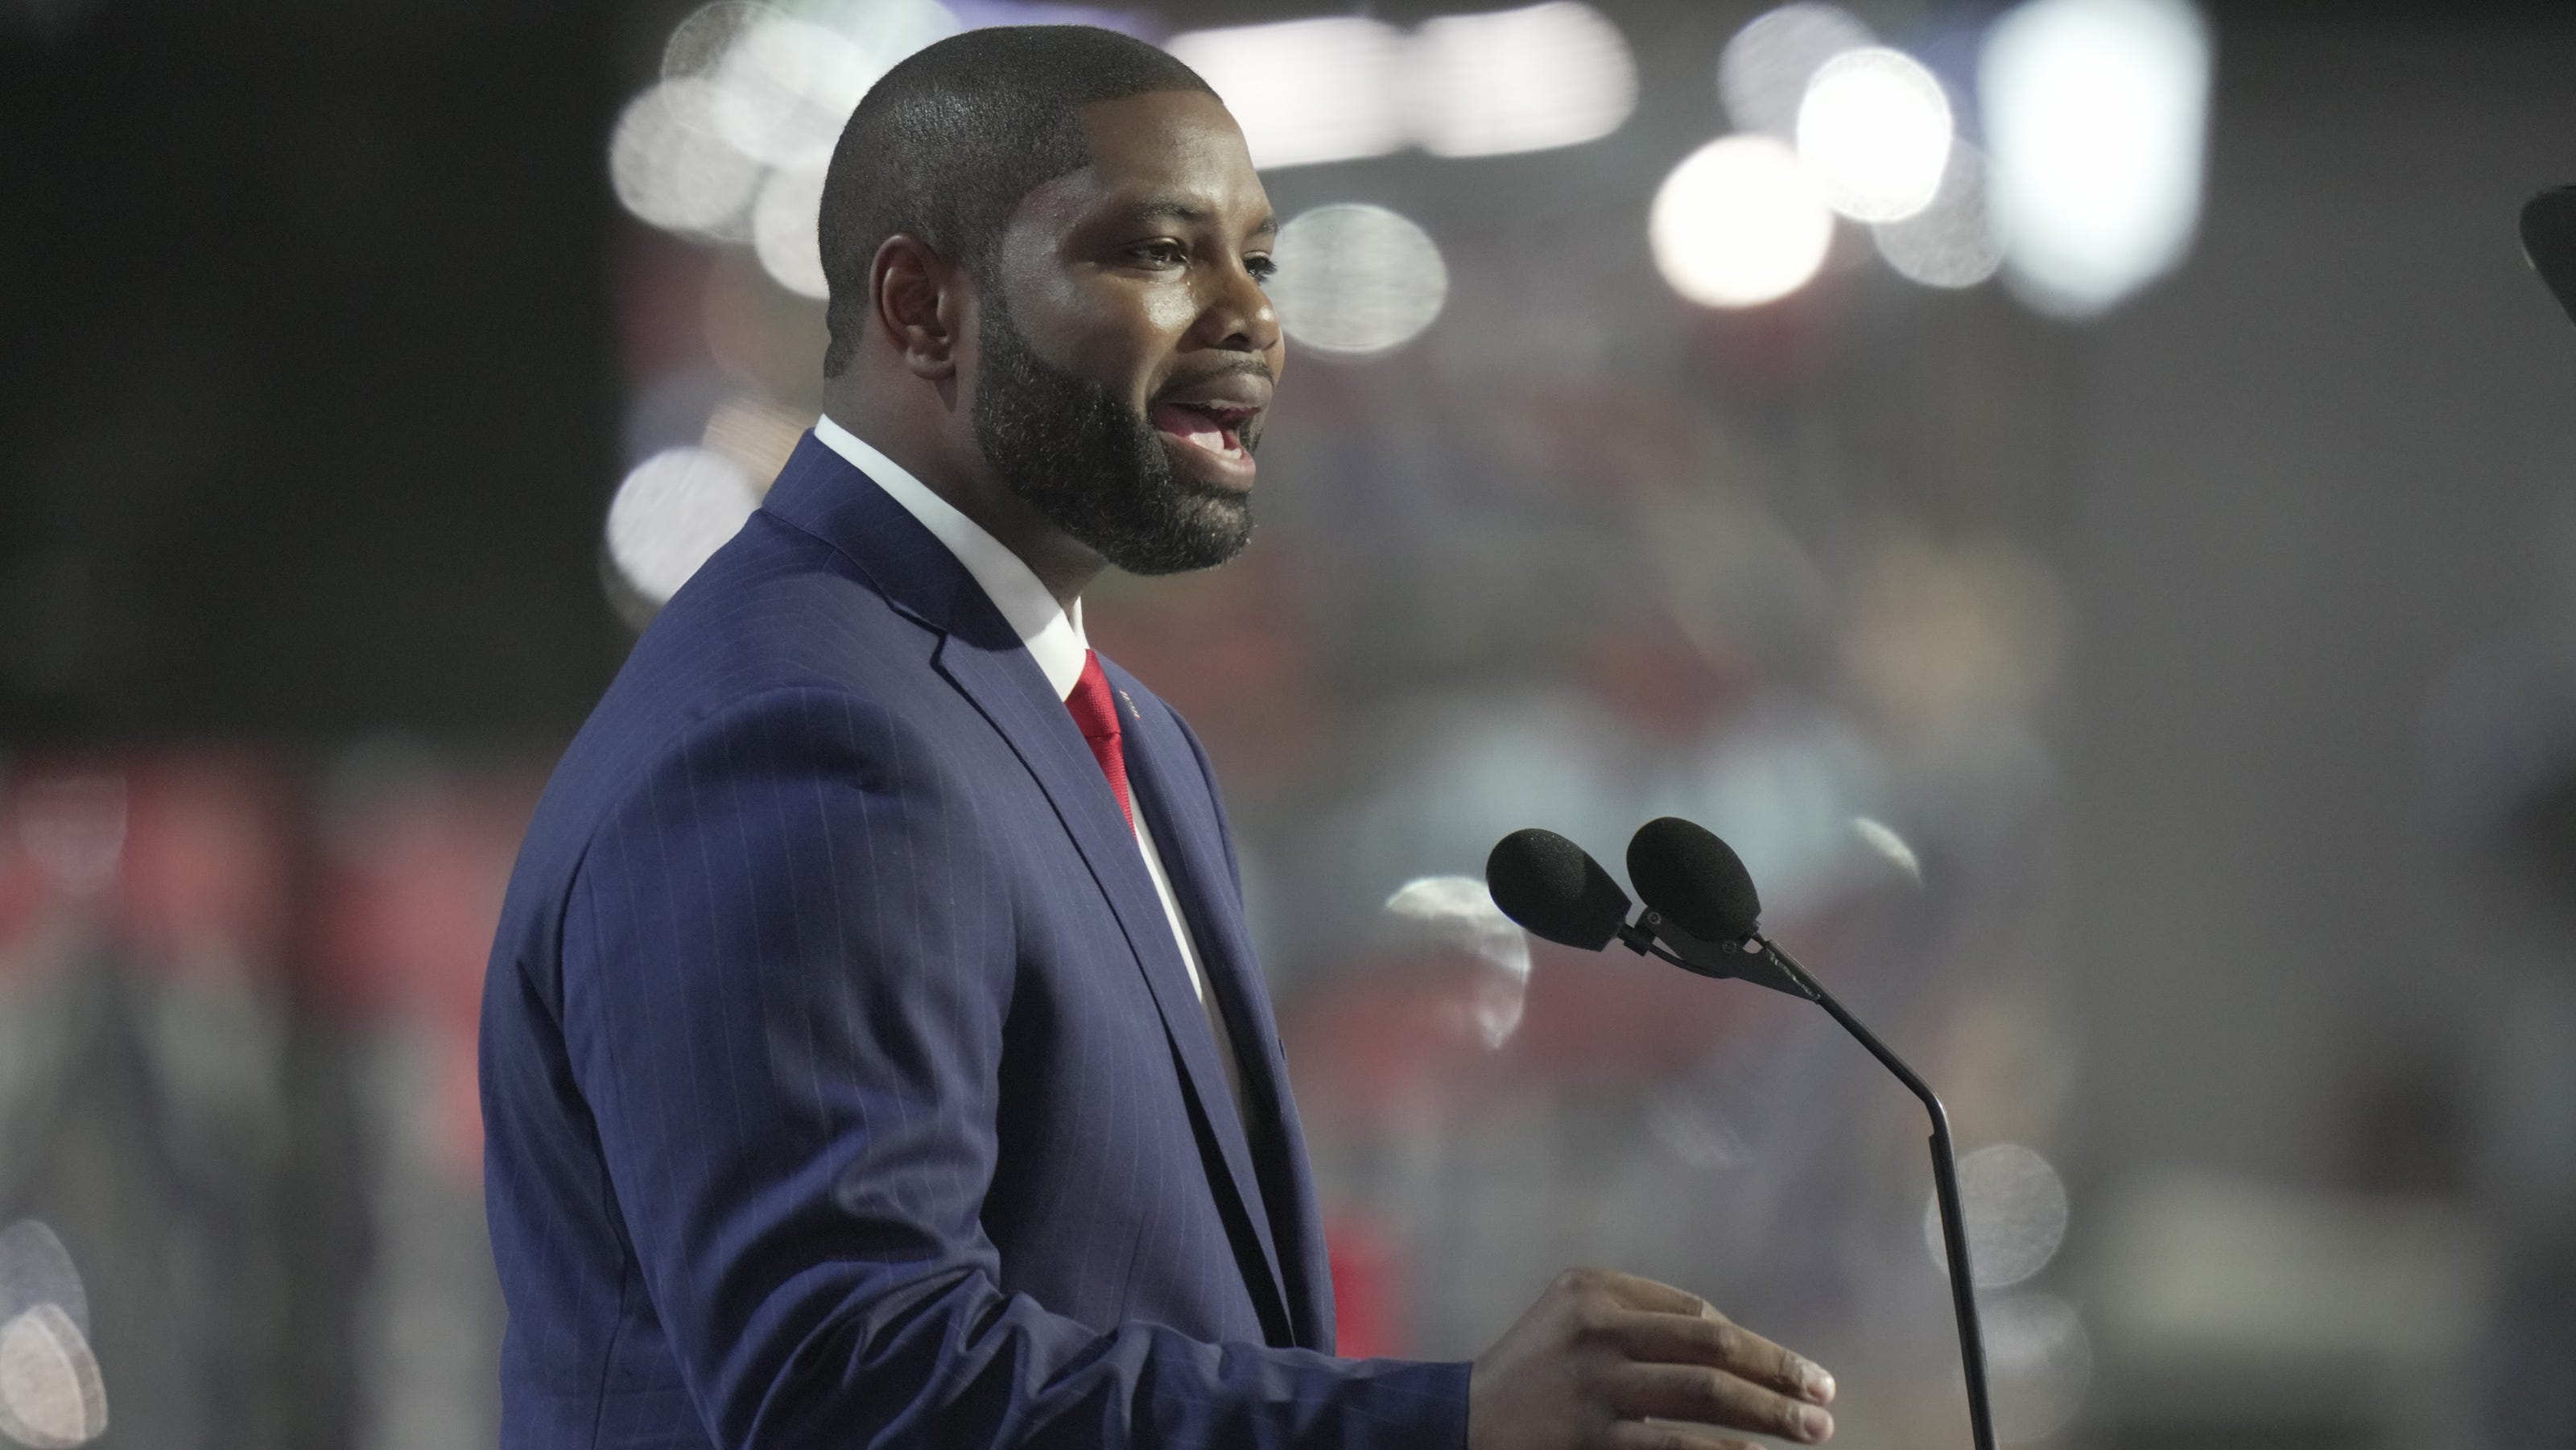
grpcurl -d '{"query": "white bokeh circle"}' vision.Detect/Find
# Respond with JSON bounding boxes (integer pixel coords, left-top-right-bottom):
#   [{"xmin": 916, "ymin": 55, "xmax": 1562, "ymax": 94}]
[
  {"xmin": 1796, "ymin": 47, "xmax": 1953, "ymax": 222},
  {"xmin": 1649, "ymin": 135, "xmax": 1835, "ymax": 308},
  {"xmin": 606, "ymin": 446, "xmax": 762, "ymax": 605},
  {"xmin": 1268, "ymin": 204, "xmax": 1450, "ymax": 358},
  {"xmin": 1926, "ymin": 1142, "xmax": 2071, "ymax": 1288}
]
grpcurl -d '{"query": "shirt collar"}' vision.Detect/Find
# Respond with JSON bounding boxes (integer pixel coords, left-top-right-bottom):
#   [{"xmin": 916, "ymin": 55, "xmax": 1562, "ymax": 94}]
[{"xmin": 813, "ymin": 414, "xmax": 1088, "ymax": 702}]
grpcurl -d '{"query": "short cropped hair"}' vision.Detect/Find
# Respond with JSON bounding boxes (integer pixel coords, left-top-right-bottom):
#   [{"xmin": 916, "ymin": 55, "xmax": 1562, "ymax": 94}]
[{"xmin": 816, "ymin": 25, "xmax": 1217, "ymax": 378}]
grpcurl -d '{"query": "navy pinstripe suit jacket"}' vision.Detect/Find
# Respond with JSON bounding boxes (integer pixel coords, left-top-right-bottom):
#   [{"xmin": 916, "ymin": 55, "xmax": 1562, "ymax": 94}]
[{"xmin": 481, "ymin": 432, "xmax": 1468, "ymax": 1449}]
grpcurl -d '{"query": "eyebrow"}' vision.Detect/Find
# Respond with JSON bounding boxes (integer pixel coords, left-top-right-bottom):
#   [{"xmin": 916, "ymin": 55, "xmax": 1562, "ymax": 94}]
[{"xmin": 1105, "ymin": 197, "xmax": 1278, "ymax": 239}]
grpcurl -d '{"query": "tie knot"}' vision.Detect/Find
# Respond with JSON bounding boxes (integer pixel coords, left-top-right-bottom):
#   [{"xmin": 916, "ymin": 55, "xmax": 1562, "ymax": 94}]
[{"xmin": 1067, "ymin": 651, "xmax": 1121, "ymax": 745}]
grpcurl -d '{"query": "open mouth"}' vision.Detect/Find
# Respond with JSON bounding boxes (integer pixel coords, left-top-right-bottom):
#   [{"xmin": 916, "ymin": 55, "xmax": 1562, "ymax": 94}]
[{"xmin": 1149, "ymin": 400, "xmax": 1256, "ymax": 467}]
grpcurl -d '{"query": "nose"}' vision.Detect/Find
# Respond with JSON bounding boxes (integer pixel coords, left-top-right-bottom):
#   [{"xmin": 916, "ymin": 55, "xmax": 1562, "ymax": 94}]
[{"xmin": 1193, "ymin": 258, "xmax": 1282, "ymax": 356}]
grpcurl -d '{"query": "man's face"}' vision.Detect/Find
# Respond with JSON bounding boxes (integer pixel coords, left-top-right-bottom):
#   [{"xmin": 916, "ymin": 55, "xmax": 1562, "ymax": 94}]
[{"xmin": 969, "ymin": 89, "xmax": 1283, "ymax": 576}]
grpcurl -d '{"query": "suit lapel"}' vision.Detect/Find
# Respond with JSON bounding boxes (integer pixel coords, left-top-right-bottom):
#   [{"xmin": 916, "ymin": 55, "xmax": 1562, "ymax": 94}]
[
  {"xmin": 762, "ymin": 432, "xmax": 1299, "ymax": 1341},
  {"xmin": 935, "ymin": 625, "xmax": 1294, "ymax": 1339},
  {"xmin": 1109, "ymin": 661, "xmax": 1334, "ymax": 1351}
]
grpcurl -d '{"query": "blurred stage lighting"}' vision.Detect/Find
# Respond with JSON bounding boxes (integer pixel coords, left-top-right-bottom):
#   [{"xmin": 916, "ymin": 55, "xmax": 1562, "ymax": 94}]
[
  {"xmin": 0, "ymin": 1303, "xmax": 105, "ymax": 1449},
  {"xmin": 1165, "ymin": 18, "xmax": 1408, "ymax": 169},
  {"xmin": 1870, "ymin": 143, "xmax": 2004, "ymax": 288},
  {"xmin": 1929, "ymin": 1142, "xmax": 2070, "ymax": 1288},
  {"xmin": 1795, "ymin": 46, "xmax": 1952, "ymax": 223},
  {"xmin": 1411, "ymin": 2, "xmax": 1637, "ymax": 159},
  {"xmin": 704, "ymin": 13, "xmax": 884, "ymax": 169},
  {"xmin": 1718, "ymin": 2, "xmax": 1873, "ymax": 138},
  {"xmin": 1984, "ymin": 1293, "xmax": 2092, "ymax": 1444},
  {"xmin": 1385, "ymin": 874, "xmax": 1530, "ymax": 1048},
  {"xmin": 0, "ymin": 1221, "xmax": 101, "ymax": 1450},
  {"xmin": 617, "ymin": 0, "xmax": 959, "ymax": 250},
  {"xmin": 1850, "ymin": 815, "xmax": 1923, "ymax": 882},
  {"xmin": 606, "ymin": 446, "xmax": 762, "ymax": 606},
  {"xmin": 1649, "ymin": 135, "xmax": 1835, "ymax": 309},
  {"xmin": 610, "ymin": 79, "xmax": 766, "ymax": 235},
  {"xmin": 1981, "ymin": 0, "xmax": 2211, "ymax": 316},
  {"xmin": 1171, "ymin": 5, "xmax": 1636, "ymax": 169},
  {"xmin": 753, "ymin": 164, "xmax": 831, "ymax": 299},
  {"xmin": 662, "ymin": 0, "xmax": 770, "ymax": 81},
  {"xmin": 1266, "ymin": 204, "xmax": 1450, "ymax": 358}
]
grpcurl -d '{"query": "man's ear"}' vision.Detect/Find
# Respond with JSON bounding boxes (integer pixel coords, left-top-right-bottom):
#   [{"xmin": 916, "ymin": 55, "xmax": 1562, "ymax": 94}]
[{"xmin": 872, "ymin": 234, "xmax": 962, "ymax": 381}]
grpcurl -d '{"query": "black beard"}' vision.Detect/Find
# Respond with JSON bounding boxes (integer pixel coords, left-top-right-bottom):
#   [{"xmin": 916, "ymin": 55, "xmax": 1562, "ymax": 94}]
[{"xmin": 970, "ymin": 293, "xmax": 1256, "ymax": 576}]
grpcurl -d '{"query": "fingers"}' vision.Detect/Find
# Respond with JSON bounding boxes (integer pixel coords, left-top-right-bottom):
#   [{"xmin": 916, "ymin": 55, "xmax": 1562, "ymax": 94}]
[
  {"xmin": 1598, "ymin": 1309, "xmax": 1835, "ymax": 1405},
  {"xmin": 1541, "ymin": 1268, "xmax": 1839, "ymax": 1447},
  {"xmin": 1599, "ymin": 1363, "xmax": 1834, "ymax": 1444},
  {"xmin": 1567, "ymin": 1267, "xmax": 1708, "ymax": 1318},
  {"xmin": 1600, "ymin": 1423, "xmax": 1767, "ymax": 1450}
]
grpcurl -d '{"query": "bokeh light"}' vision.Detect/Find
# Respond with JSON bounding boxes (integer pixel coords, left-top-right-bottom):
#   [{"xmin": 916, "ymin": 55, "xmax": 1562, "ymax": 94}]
[
  {"xmin": 1267, "ymin": 204, "xmax": 1450, "ymax": 358},
  {"xmin": 1410, "ymin": 2, "xmax": 1637, "ymax": 159},
  {"xmin": 1717, "ymin": 2, "xmax": 1873, "ymax": 138},
  {"xmin": 661, "ymin": 1, "xmax": 770, "ymax": 83},
  {"xmin": 1984, "ymin": 1293, "xmax": 2093, "ymax": 1444},
  {"xmin": 0, "ymin": 1217, "xmax": 102, "ymax": 1448},
  {"xmin": 1794, "ymin": 47, "xmax": 1952, "ymax": 223},
  {"xmin": 1981, "ymin": 0, "xmax": 2213, "ymax": 316},
  {"xmin": 0, "ymin": 1225, "xmax": 86, "ymax": 1344},
  {"xmin": 1928, "ymin": 1142, "xmax": 2071, "ymax": 1287},
  {"xmin": 752, "ymin": 163, "xmax": 830, "ymax": 299},
  {"xmin": 1850, "ymin": 815, "xmax": 1922, "ymax": 882},
  {"xmin": 609, "ymin": 79, "xmax": 766, "ymax": 235},
  {"xmin": 0, "ymin": 1303, "xmax": 104, "ymax": 1450},
  {"xmin": 615, "ymin": 0, "xmax": 958, "ymax": 252},
  {"xmin": 1164, "ymin": 19, "xmax": 1407, "ymax": 170},
  {"xmin": 1386, "ymin": 874, "xmax": 1530, "ymax": 1047},
  {"xmin": 704, "ymin": 14, "xmax": 879, "ymax": 169},
  {"xmin": 1649, "ymin": 135, "xmax": 1835, "ymax": 309},
  {"xmin": 1869, "ymin": 143, "xmax": 2005, "ymax": 288},
  {"xmin": 605, "ymin": 446, "xmax": 762, "ymax": 607}
]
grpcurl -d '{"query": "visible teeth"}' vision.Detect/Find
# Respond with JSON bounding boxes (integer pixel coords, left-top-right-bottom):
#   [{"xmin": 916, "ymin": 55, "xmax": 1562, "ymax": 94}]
[{"xmin": 1152, "ymin": 403, "xmax": 1241, "ymax": 458}]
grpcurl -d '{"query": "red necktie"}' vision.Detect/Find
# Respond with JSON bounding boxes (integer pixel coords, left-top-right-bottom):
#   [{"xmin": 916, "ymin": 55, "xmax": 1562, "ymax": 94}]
[{"xmin": 1065, "ymin": 650, "xmax": 1133, "ymax": 827}]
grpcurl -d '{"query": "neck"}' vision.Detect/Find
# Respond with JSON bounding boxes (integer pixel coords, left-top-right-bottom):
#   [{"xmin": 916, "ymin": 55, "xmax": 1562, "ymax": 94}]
[{"xmin": 823, "ymin": 377, "xmax": 1104, "ymax": 611}]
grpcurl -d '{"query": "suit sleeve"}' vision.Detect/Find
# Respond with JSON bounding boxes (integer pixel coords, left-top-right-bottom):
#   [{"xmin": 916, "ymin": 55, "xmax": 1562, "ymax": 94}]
[{"xmin": 556, "ymin": 685, "xmax": 1468, "ymax": 1450}]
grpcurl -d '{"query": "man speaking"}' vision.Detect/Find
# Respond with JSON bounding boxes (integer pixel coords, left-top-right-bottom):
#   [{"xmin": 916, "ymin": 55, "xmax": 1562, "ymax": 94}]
[{"xmin": 481, "ymin": 25, "xmax": 1839, "ymax": 1450}]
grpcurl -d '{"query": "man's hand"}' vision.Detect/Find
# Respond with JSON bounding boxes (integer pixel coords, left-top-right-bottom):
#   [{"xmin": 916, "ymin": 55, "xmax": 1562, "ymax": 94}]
[{"xmin": 1467, "ymin": 1267, "xmax": 1837, "ymax": 1450}]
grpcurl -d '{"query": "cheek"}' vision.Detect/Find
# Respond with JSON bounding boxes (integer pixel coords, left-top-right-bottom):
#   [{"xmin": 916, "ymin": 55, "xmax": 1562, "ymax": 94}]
[
  {"xmin": 1046, "ymin": 291, "xmax": 1191, "ymax": 391},
  {"xmin": 1137, "ymin": 287, "xmax": 1199, "ymax": 336}
]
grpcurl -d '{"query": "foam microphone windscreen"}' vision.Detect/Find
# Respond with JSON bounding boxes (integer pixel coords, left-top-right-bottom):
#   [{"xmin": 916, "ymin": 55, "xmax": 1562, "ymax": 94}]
[
  {"xmin": 2525, "ymin": 188, "xmax": 2576, "ymax": 328},
  {"xmin": 1484, "ymin": 828, "xmax": 1632, "ymax": 951},
  {"xmin": 1626, "ymin": 816, "xmax": 1763, "ymax": 944}
]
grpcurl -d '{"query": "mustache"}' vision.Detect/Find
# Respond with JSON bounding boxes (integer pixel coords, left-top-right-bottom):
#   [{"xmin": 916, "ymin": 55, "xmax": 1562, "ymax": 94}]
[{"xmin": 1151, "ymin": 357, "xmax": 1278, "ymax": 398}]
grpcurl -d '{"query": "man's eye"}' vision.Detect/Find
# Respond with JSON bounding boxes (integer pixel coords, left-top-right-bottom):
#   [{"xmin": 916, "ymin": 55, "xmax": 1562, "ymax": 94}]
[
  {"xmin": 1129, "ymin": 242, "xmax": 1185, "ymax": 267},
  {"xmin": 1246, "ymin": 256, "xmax": 1278, "ymax": 283}
]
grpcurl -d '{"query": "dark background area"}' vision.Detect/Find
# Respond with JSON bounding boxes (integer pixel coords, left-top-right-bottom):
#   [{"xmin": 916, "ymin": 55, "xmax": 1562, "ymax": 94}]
[{"xmin": 0, "ymin": 2, "xmax": 621, "ymax": 741}]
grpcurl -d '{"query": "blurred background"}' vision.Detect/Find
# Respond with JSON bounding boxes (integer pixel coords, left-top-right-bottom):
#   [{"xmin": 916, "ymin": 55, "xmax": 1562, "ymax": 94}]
[{"xmin": 4, "ymin": 0, "xmax": 2576, "ymax": 1446}]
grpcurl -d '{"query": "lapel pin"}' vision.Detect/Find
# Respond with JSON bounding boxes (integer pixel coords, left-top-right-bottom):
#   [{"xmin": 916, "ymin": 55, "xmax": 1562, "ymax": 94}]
[{"xmin": 1117, "ymin": 688, "xmax": 1141, "ymax": 721}]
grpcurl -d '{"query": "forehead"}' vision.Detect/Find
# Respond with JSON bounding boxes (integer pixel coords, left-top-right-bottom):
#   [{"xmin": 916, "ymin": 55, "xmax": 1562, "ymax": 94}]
[{"xmin": 1040, "ymin": 89, "xmax": 1270, "ymax": 226}]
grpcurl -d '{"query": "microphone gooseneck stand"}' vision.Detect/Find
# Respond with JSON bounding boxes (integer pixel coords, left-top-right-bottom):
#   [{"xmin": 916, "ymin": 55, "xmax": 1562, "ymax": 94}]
[{"xmin": 1616, "ymin": 913, "xmax": 1999, "ymax": 1450}]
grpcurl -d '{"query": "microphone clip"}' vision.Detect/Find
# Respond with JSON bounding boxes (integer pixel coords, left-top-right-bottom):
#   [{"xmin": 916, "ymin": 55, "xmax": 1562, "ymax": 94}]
[{"xmin": 1616, "ymin": 911, "xmax": 1818, "ymax": 1002}]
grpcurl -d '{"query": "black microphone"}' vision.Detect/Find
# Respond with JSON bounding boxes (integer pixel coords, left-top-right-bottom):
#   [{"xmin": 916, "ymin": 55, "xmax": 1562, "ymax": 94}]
[
  {"xmin": 1486, "ymin": 822, "xmax": 1818, "ymax": 998},
  {"xmin": 1625, "ymin": 815, "xmax": 1760, "ymax": 940},
  {"xmin": 1621, "ymin": 817, "xmax": 1814, "ymax": 1000},
  {"xmin": 2525, "ymin": 187, "xmax": 2576, "ymax": 329},
  {"xmin": 1484, "ymin": 827, "xmax": 1633, "ymax": 951},
  {"xmin": 1622, "ymin": 816, "xmax": 1997, "ymax": 1450}
]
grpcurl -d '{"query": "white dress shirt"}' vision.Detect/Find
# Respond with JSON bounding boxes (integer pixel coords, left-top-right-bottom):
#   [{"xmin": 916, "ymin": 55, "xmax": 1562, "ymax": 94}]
[{"xmin": 813, "ymin": 415, "xmax": 1245, "ymax": 1109}]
